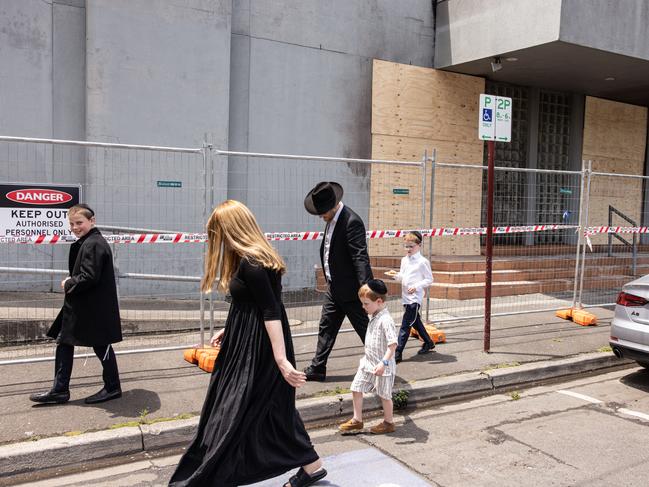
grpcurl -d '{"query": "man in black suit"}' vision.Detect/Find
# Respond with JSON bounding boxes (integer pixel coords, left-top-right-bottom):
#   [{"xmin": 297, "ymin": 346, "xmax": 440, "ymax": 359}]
[{"xmin": 303, "ymin": 181, "xmax": 373, "ymax": 381}]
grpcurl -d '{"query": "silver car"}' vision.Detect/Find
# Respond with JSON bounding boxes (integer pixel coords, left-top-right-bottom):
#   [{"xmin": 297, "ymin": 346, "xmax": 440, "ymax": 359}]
[{"xmin": 610, "ymin": 274, "xmax": 649, "ymax": 369}]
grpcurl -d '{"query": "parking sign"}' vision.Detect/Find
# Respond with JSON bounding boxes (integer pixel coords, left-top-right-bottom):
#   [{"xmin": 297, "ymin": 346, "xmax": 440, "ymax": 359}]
[{"xmin": 479, "ymin": 94, "xmax": 512, "ymax": 142}]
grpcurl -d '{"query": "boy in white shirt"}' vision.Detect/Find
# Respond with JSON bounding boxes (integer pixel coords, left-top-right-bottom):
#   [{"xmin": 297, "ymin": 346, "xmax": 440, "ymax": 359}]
[
  {"xmin": 385, "ymin": 231, "xmax": 435, "ymax": 363},
  {"xmin": 339, "ymin": 279, "xmax": 398, "ymax": 435}
]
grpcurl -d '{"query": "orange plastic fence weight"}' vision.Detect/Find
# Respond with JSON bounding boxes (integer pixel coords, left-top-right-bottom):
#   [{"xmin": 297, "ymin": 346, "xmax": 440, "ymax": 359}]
[
  {"xmin": 198, "ymin": 348, "xmax": 220, "ymax": 373},
  {"xmin": 425, "ymin": 324, "xmax": 447, "ymax": 344},
  {"xmin": 571, "ymin": 309, "xmax": 598, "ymax": 326},
  {"xmin": 410, "ymin": 324, "xmax": 446, "ymax": 343},
  {"xmin": 183, "ymin": 346, "xmax": 218, "ymax": 365}
]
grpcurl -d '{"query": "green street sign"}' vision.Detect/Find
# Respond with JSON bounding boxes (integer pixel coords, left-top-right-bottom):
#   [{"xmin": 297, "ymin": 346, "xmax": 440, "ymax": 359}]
[
  {"xmin": 157, "ymin": 181, "xmax": 182, "ymax": 188},
  {"xmin": 392, "ymin": 188, "xmax": 409, "ymax": 195}
]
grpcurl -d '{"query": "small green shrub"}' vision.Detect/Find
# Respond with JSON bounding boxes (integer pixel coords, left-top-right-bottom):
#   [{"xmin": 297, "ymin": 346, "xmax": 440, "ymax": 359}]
[{"xmin": 392, "ymin": 389, "xmax": 410, "ymax": 409}]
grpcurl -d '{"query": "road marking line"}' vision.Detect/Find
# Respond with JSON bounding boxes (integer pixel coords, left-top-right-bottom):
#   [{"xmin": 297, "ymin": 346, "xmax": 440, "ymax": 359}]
[
  {"xmin": 25, "ymin": 459, "xmax": 154, "ymax": 486},
  {"xmin": 618, "ymin": 408, "xmax": 649, "ymax": 422},
  {"xmin": 557, "ymin": 390, "xmax": 602, "ymax": 404}
]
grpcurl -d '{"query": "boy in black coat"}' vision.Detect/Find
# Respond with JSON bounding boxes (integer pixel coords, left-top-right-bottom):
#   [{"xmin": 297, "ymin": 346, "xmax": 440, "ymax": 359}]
[{"xmin": 30, "ymin": 204, "xmax": 123, "ymax": 404}]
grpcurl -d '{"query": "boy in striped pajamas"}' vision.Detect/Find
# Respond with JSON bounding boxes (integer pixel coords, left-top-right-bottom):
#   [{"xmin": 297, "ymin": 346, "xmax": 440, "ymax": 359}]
[{"xmin": 339, "ymin": 279, "xmax": 398, "ymax": 435}]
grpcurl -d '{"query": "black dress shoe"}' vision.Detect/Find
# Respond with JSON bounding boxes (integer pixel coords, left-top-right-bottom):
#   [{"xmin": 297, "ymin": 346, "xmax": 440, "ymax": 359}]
[
  {"xmin": 29, "ymin": 390, "xmax": 70, "ymax": 404},
  {"xmin": 417, "ymin": 342, "xmax": 435, "ymax": 355},
  {"xmin": 84, "ymin": 387, "xmax": 122, "ymax": 404},
  {"xmin": 303, "ymin": 366, "xmax": 326, "ymax": 382}
]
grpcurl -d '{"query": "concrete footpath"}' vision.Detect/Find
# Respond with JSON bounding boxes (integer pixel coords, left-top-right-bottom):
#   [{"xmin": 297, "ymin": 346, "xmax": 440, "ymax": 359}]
[{"xmin": 0, "ymin": 307, "xmax": 633, "ymax": 483}]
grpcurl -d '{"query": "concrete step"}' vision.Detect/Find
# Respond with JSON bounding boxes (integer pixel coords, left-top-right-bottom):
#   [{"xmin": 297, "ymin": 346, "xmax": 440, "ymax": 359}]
[
  {"xmin": 429, "ymin": 275, "xmax": 631, "ymax": 300},
  {"xmin": 317, "ymin": 255, "xmax": 644, "ymax": 300},
  {"xmin": 430, "ymin": 255, "xmax": 649, "ymax": 272}
]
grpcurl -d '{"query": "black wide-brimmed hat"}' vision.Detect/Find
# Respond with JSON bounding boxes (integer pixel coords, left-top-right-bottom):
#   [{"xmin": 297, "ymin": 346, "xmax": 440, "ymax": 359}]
[{"xmin": 304, "ymin": 181, "xmax": 343, "ymax": 215}]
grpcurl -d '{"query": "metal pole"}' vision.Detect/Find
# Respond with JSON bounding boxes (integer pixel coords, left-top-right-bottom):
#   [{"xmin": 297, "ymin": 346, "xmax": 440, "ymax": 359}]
[
  {"xmin": 577, "ymin": 160, "xmax": 592, "ymax": 308},
  {"xmin": 214, "ymin": 149, "xmax": 422, "ymax": 167},
  {"xmin": 112, "ymin": 243, "xmax": 121, "ymax": 300},
  {"xmin": 607, "ymin": 205, "xmax": 613, "ymax": 257},
  {"xmin": 484, "ymin": 140, "xmax": 495, "ymax": 353},
  {"xmin": 571, "ymin": 160, "xmax": 586, "ymax": 308},
  {"xmin": 0, "ymin": 135, "xmax": 202, "ymax": 153},
  {"xmin": 421, "ymin": 150, "xmax": 427, "ymax": 232},
  {"xmin": 209, "ymin": 289, "xmax": 215, "ymax": 338},
  {"xmin": 633, "ymin": 233, "xmax": 638, "ymax": 275},
  {"xmin": 200, "ymin": 140, "xmax": 208, "ymax": 347},
  {"xmin": 199, "ymin": 288, "xmax": 205, "ymax": 347},
  {"xmin": 426, "ymin": 149, "xmax": 436, "ymax": 323},
  {"xmin": 420, "ymin": 150, "xmax": 428, "ymax": 325},
  {"xmin": 202, "ymin": 140, "xmax": 209, "ymax": 222}
]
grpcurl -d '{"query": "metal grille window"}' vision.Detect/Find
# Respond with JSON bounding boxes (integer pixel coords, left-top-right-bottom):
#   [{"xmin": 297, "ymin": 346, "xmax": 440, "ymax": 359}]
[
  {"xmin": 481, "ymin": 82, "xmax": 529, "ymax": 245},
  {"xmin": 536, "ymin": 90, "xmax": 572, "ymax": 243}
]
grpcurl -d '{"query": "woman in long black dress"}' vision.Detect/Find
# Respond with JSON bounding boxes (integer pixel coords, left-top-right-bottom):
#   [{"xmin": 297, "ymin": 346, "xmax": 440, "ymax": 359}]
[{"xmin": 169, "ymin": 200, "xmax": 327, "ymax": 487}]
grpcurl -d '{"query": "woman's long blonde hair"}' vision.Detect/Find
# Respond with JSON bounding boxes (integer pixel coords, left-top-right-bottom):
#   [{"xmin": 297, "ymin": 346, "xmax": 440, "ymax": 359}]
[{"xmin": 201, "ymin": 200, "xmax": 286, "ymax": 293}]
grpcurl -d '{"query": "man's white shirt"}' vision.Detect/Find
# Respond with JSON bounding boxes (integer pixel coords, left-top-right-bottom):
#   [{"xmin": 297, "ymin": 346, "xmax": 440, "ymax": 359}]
[
  {"xmin": 323, "ymin": 202, "xmax": 344, "ymax": 281},
  {"xmin": 393, "ymin": 251, "xmax": 433, "ymax": 304}
]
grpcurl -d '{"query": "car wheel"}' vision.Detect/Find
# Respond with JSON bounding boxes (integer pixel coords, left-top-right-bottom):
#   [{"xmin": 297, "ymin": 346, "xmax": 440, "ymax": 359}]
[{"xmin": 636, "ymin": 361, "xmax": 649, "ymax": 370}]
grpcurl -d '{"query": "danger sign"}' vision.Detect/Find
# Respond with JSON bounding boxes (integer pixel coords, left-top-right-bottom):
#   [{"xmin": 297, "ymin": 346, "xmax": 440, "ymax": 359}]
[{"xmin": 0, "ymin": 183, "xmax": 81, "ymax": 243}]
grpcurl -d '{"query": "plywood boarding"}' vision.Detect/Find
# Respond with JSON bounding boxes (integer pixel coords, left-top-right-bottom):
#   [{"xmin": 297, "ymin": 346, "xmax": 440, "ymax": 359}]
[
  {"xmin": 582, "ymin": 96, "xmax": 648, "ymax": 244},
  {"xmin": 370, "ymin": 59, "xmax": 484, "ymax": 256}
]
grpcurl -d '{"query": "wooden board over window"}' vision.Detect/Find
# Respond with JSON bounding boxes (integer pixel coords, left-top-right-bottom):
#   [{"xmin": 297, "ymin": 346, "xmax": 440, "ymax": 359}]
[
  {"xmin": 370, "ymin": 59, "xmax": 485, "ymax": 256},
  {"xmin": 582, "ymin": 96, "xmax": 648, "ymax": 244}
]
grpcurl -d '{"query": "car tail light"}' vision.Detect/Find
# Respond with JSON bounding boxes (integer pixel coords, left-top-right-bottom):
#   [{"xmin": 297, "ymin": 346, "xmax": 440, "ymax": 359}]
[{"xmin": 616, "ymin": 291, "xmax": 648, "ymax": 307}]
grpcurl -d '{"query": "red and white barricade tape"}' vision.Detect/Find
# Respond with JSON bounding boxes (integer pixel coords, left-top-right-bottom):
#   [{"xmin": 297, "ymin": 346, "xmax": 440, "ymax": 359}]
[
  {"xmin": 582, "ymin": 226, "xmax": 649, "ymax": 252},
  {"xmin": 0, "ymin": 224, "xmax": 580, "ymax": 245},
  {"xmin": 583, "ymin": 226, "xmax": 649, "ymax": 236}
]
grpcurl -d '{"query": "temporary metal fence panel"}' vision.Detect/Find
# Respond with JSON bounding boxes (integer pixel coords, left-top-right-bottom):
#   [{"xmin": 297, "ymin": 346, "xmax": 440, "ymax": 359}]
[
  {"xmin": 426, "ymin": 162, "xmax": 583, "ymax": 323},
  {"xmin": 578, "ymin": 168, "xmax": 649, "ymax": 309},
  {"xmin": 0, "ymin": 136, "xmax": 209, "ymax": 361},
  {"xmin": 7, "ymin": 134, "xmax": 643, "ymax": 364},
  {"xmin": 210, "ymin": 148, "xmax": 427, "ymax": 339}
]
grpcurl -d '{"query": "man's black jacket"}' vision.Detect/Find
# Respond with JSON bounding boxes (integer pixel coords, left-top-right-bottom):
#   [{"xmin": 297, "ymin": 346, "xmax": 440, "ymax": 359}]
[{"xmin": 319, "ymin": 205, "xmax": 373, "ymax": 302}]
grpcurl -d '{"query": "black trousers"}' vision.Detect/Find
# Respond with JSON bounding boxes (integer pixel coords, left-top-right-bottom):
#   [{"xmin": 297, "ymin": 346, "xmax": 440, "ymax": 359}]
[
  {"xmin": 310, "ymin": 289, "xmax": 369, "ymax": 372},
  {"xmin": 52, "ymin": 343, "xmax": 121, "ymax": 393},
  {"xmin": 396, "ymin": 303, "xmax": 434, "ymax": 354}
]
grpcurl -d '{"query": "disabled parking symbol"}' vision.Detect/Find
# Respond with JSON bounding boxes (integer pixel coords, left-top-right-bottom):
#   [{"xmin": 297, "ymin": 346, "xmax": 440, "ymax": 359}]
[{"xmin": 482, "ymin": 108, "xmax": 493, "ymax": 122}]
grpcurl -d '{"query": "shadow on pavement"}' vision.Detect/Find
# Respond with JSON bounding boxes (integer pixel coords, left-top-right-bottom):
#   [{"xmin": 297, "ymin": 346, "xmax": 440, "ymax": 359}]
[
  {"xmin": 393, "ymin": 414, "xmax": 430, "ymax": 445},
  {"xmin": 83, "ymin": 388, "xmax": 162, "ymax": 418},
  {"xmin": 619, "ymin": 368, "xmax": 649, "ymax": 392},
  {"xmin": 408, "ymin": 350, "xmax": 458, "ymax": 365}
]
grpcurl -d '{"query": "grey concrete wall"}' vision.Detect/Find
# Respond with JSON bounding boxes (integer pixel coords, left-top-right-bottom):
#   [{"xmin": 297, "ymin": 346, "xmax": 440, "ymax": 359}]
[
  {"xmin": 435, "ymin": 0, "xmax": 562, "ymax": 68},
  {"xmin": 560, "ymin": 0, "xmax": 649, "ymax": 61},
  {"xmin": 0, "ymin": 0, "xmax": 435, "ymax": 294},
  {"xmin": 0, "ymin": 0, "xmax": 53, "ymax": 138},
  {"xmin": 53, "ymin": 0, "xmax": 86, "ymax": 143},
  {"xmin": 229, "ymin": 0, "xmax": 434, "ymax": 290},
  {"xmin": 0, "ymin": 1, "xmax": 85, "ymax": 291},
  {"xmin": 86, "ymin": 0, "xmax": 231, "ymax": 148},
  {"xmin": 85, "ymin": 0, "xmax": 232, "ymax": 295}
]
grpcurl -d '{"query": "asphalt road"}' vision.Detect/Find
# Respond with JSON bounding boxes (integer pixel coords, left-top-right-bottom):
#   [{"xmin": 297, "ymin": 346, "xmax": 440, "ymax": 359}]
[{"xmin": 17, "ymin": 366, "xmax": 649, "ymax": 487}]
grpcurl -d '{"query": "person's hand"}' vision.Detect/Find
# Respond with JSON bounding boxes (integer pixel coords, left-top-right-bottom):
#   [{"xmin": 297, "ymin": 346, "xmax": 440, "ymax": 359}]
[
  {"xmin": 277, "ymin": 358, "xmax": 307, "ymax": 388},
  {"xmin": 61, "ymin": 277, "xmax": 70, "ymax": 290},
  {"xmin": 384, "ymin": 270, "xmax": 397, "ymax": 277},
  {"xmin": 209, "ymin": 329, "xmax": 225, "ymax": 347},
  {"xmin": 373, "ymin": 362, "xmax": 385, "ymax": 376},
  {"xmin": 407, "ymin": 287, "xmax": 416, "ymax": 294}
]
